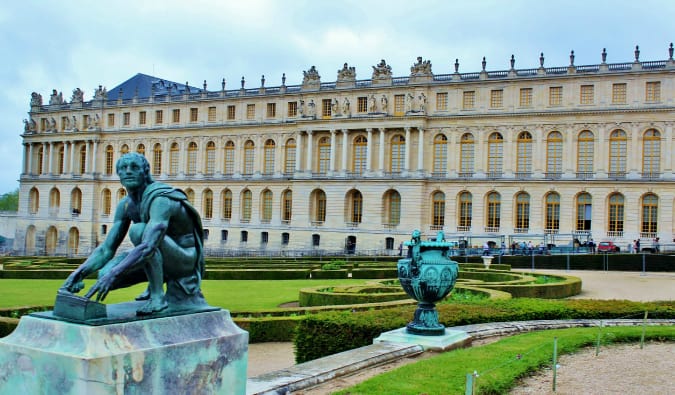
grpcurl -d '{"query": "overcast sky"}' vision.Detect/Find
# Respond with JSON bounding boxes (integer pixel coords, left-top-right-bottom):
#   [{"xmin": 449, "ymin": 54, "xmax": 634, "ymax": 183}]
[{"xmin": 1, "ymin": 0, "xmax": 674, "ymax": 195}]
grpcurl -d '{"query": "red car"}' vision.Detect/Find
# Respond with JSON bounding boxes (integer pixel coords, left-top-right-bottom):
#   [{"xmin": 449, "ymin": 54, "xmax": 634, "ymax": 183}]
[{"xmin": 597, "ymin": 241, "xmax": 620, "ymax": 253}]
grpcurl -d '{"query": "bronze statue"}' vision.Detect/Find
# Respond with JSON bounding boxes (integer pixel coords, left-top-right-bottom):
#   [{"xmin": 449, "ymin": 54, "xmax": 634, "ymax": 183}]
[{"xmin": 61, "ymin": 153, "xmax": 205, "ymax": 315}]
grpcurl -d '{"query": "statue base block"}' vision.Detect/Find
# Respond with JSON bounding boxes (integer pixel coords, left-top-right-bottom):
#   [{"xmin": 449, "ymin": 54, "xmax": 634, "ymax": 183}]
[
  {"xmin": 374, "ymin": 327, "xmax": 471, "ymax": 351},
  {"xmin": 0, "ymin": 310, "xmax": 248, "ymax": 394}
]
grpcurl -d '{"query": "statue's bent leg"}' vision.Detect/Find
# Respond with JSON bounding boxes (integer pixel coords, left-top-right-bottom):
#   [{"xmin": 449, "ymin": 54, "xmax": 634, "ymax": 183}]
[
  {"xmin": 136, "ymin": 249, "xmax": 168, "ymax": 315},
  {"xmin": 99, "ymin": 252, "xmax": 147, "ymax": 291}
]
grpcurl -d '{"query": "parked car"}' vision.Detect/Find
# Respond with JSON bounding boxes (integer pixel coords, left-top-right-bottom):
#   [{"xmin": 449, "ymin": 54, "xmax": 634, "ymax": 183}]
[{"xmin": 597, "ymin": 241, "xmax": 620, "ymax": 253}]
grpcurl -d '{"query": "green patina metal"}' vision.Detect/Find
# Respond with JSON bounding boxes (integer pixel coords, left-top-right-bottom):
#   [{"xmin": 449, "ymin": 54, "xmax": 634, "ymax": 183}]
[{"xmin": 398, "ymin": 230, "xmax": 459, "ymax": 336}]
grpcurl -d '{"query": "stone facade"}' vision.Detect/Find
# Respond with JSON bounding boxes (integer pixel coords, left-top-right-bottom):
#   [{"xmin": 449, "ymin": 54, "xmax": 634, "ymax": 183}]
[{"xmin": 15, "ymin": 49, "xmax": 675, "ymax": 255}]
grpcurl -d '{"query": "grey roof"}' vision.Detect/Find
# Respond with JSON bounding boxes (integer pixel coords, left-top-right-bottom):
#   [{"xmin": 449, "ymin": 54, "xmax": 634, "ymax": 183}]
[{"xmin": 106, "ymin": 73, "xmax": 204, "ymax": 100}]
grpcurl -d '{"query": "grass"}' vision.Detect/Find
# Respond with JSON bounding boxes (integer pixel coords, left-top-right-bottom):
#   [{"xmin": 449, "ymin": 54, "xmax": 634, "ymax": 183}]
[
  {"xmin": 0, "ymin": 278, "xmax": 364, "ymax": 311},
  {"xmin": 335, "ymin": 326, "xmax": 675, "ymax": 394}
]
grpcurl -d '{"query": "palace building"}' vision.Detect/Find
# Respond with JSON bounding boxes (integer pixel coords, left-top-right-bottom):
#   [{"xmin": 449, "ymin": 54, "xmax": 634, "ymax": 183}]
[{"xmin": 14, "ymin": 45, "xmax": 675, "ymax": 255}]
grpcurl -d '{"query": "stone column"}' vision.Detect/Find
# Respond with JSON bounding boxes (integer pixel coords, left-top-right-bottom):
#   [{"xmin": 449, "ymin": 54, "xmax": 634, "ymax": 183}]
[
  {"xmin": 70, "ymin": 141, "xmax": 76, "ymax": 175},
  {"xmin": 305, "ymin": 130, "xmax": 313, "ymax": 173},
  {"xmin": 417, "ymin": 127, "xmax": 424, "ymax": 172},
  {"xmin": 41, "ymin": 143, "xmax": 48, "ymax": 175},
  {"xmin": 63, "ymin": 142, "xmax": 69, "ymax": 174},
  {"xmin": 295, "ymin": 131, "xmax": 303, "ymax": 173},
  {"xmin": 664, "ymin": 122, "xmax": 673, "ymax": 173},
  {"xmin": 341, "ymin": 129, "xmax": 349, "ymax": 173},
  {"xmin": 179, "ymin": 138, "xmax": 186, "ymax": 176},
  {"xmin": 48, "ymin": 142, "xmax": 54, "ymax": 174},
  {"xmin": 329, "ymin": 129, "xmax": 336, "ymax": 173},
  {"xmin": 597, "ymin": 124, "xmax": 607, "ymax": 174},
  {"xmin": 22, "ymin": 143, "xmax": 28, "ymax": 174},
  {"xmin": 629, "ymin": 123, "xmax": 640, "ymax": 174},
  {"xmin": 91, "ymin": 140, "xmax": 98, "ymax": 175},
  {"xmin": 404, "ymin": 127, "xmax": 411, "ymax": 172},
  {"xmin": 378, "ymin": 128, "xmax": 385, "ymax": 174},
  {"xmin": 366, "ymin": 128, "xmax": 373, "ymax": 172}
]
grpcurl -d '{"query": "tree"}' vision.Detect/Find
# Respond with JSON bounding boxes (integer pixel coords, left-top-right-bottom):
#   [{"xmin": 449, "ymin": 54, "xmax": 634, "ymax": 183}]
[{"xmin": 0, "ymin": 188, "xmax": 19, "ymax": 211}]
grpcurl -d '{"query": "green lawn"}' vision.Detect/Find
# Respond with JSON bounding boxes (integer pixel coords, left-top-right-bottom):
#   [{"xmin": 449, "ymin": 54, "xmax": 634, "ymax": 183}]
[{"xmin": 0, "ymin": 278, "xmax": 364, "ymax": 311}]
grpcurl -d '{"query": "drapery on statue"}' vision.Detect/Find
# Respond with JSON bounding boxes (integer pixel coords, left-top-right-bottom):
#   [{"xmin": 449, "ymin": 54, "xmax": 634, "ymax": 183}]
[{"xmin": 61, "ymin": 153, "xmax": 206, "ymax": 315}]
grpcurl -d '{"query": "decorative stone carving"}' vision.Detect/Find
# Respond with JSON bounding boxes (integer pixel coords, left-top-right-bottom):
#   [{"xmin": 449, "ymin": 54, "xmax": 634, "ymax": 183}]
[
  {"xmin": 93, "ymin": 85, "xmax": 107, "ymax": 101},
  {"xmin": 306, "ymin": 99, "xmax": 316, "ymax": 117},
  {"xmin": 381, "ymin": 95, "xmax": 389, "ymax": 113},
  {"xmin": 299, "ymin": 99, "xmax": 305, "ymax": 117},
  {"xmin": 71, "ymin": 88, "xmax": 84, "ymax": 104},
  {"xmin": 48, "ymin": 117, "xmax": 57, "ymax": 132},
  {"xmin": 372, "ymin": 59, "xmax": 392, "ymax": 79},
  {"xmin": 337, "ymin": 63, "xmax": 356, "ymax": 81},
  {"xmin": 331, "ymin": 98, "xmax": 339, "ymax": 115},
  {"xmin": 302, "ymin": 66, "xmax": 321, "ymax": 90},
  {"xmin": 342, "ymin": 97, "xmax": 351, "ymax": 116},
  {"xmin": 23, "ymin": 118, "xmax": 37, "ymax": 133},
  {"xmin": 369, "ymin": 94, "xmax": 377, "ymax": 113},
  {"xmin": 410, "ymin": 56, "xmax": 432, "ymax": 76},
  {"xmin": 71, "ymin": 115, "xmax": 78, "ymax": 131},
  {"xmin": 49, "ymin": 89, "xmax": 64, "ymax": 105},
  {"xmin": 30, "ymin": 92, "xmax": 43, "ymax": 108}
]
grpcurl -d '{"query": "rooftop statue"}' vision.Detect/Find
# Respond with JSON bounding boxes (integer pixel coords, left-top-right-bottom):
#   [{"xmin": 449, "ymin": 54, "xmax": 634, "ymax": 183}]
[
  {"xmin": 303, "ymin": 65, "xmax": 321, "ymax": 83},
  {"xmin": 372, "ymin": 59, "xmax": 392, "ymax": 79},
  {"xmin": 61, "ymin": 153, "xmax": 206, "ymax": 316},
  {"xmin": 71, "ymin": 88, "xmax": 84, "ymax": 104},
  {"xmin": 49, "ymin": 89, "xmax": 64, "ymax": 105},
  {"xmin": 30, "ymin": 92, "xmax": 42, "ymax": 107},
  {"xmin": 337, "ymin": 62, "xmax": 356, "ymax": 80},
  {"xmin": 410, "ymin": 56, "xmax": 432, "ymax": 76}
]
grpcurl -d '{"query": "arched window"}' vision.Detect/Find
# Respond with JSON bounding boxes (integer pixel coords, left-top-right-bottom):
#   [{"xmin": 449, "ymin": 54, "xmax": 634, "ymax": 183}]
[
  {"xmin": 25, "ymin": 225, "xmax": 36, "ymax": 254},
  {"xmin": 352, "ymin": 135, "xmax": 367, "ymax": 174},
  {"xmin": 261, "ymin": 189, "xmax": 273, "ymax": 222},
  {"xmin": 609, "ymin": 129, "xmax": 627, "ymax": 176},
  {"xmin": 608, "ymin": 193, "xmax": 624, "ymax": 233},
  {"xmin": 29, "ymin": 187, "xmax": 39, "ymax": 214},
  {"xmin": 318, "ymin": 137, "xmax": 330, "ymax": 174},
  {"xmin": 57, "ymin": 146, "xmax": 64, "ymax": 175},
  {"xmin": 241, "ymin": 189, "xmax": 252, "ymax": 222},
  {"xmin": 545, "ymin": 192, "xmax": 561, "ymax": 231},
  {"xmin": 49, "ymin": 187, "xmax": 60, "ymax": 215},
  {"xmin": 433, "ymin": 134, "xmax": 447, "ymax": 174},
  {"xmin": 169, "ymin": 142, "xmax": 179, "ymax": 175},
  {"xmin": 641, "ymin": 193, "xmax": 658, "ymax": 235},
  {"xmin": 185, "ymin": 188, "xmax": 195, "ymax": 205},
  {"xmin": 546, "ymin": 131, "xmax": 563, "ymax": 176},
  {"xmin": 432, "ymin": 191, "xmax": 445, "ymax": 227},
  {"xmin": 383, "ymin": 190, "xmax": 401, "ymax": 226},
  {"xmin": 311, "ymin": 189, "xmax": 327, "ymax": 223},
  {"xmin": 102, "ymin": 188, "xmax": 111, "ymax": 216},
  {"xmin": 186, "ymin": 141, "xmax": 198, "ymax": 175},
  {"xmin": 117, "ymin": 188, "xmax": 127, "ymax": 202},
  {"xmin": 486, "ymin": 192, "xmax": 501, "ymax": 229},
  {"xmin": 516, "ymin": 131, "xmax": 532, "ymax": 175},
  {"xmin": 577, "ymin": 130, "xmax": 594, "ymax": 175},
  {"xmin": 120, "ymin": 144, "xmax": 129, "ymax": 154},
  {"xmin": 348, "ymin": 190, "xmax": 363, "ymax": 224},
  {"xmin": 487, "ymin": 133, "xmax": 503, "ymax": 176},
  {"xmin": 71, "ymin": 187, "xmax": 82, "ymax": 215},
  {"xmin": 460, "ymin": 133, "xmax": 475, "ymax": 176},
  {"xmin": 458, "ymin": 191, "xmax": 472, "ymax": 229},
  {"xmin": 136, "ymin": 144, "xmax": 145, "ymax": 156},
  {"xmin": 205, "ymin": 141, "xmax": 216, "ymax": 175},
  {"xmin": 284, "ymin": 139, "xmax": 296, "ymax": 175},
  {"xmin": 224, "ymin": 141, "xmax": 235, "ymax": 175},
  {"xmin": 576, "ymin": 193, "xmax": 592, "ymax": 231},
  {"xmin": 642, "ymin": 129, "xmax": 661, "ymax": 176},
  {"xmin": 79, "ymin": 145, "xmax": 87, "ymax": 174},
  {"xmin": 243, "ymin": 140, "xmax": 255, "ymax": 175},
  {"xmin": 152, "ymin": 143, "xmax": 162, "ymax": 176},
  {"xmin": 390, "ymin": 134, "xmax": 405, "ymax": 173},
  {"xmin": 68, "ymin": 227, "xmax": 79, "ymax": 255},
  {"xmin": 263, "ymin": 139, "xmax": 275, "ymax": 175},
  {"xmin": 202, "ymin": 189, "xmax": 213, "ymax": 219},
  {"xmin": 515, "ymin": 192, "xmax": 530, "ymax": 231},
  {"xmin": 37, "ymin": 146, "xmax": 44, "ymax": 174},
  {"xmin": 222, "ymin": 189, "xmax": 232, "ymax": 220},
  {"xmin": 282, "ymin": 190, "xmax": 292, "ymax": 223},
  {"xmin": 105, "ymin": 145, "xmax": 114, "ymax": 175},
  {"xmin": 45, "ymin": 226, "xmax": 58, "ymax": 255}
]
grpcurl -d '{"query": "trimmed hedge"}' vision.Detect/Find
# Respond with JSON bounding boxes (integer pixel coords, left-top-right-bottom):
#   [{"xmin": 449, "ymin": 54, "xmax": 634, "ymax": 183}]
[
  {"xmin": 350, "ymin": 268, "xmax": 398, "ymax": 279},
  {"xmin": 299, "ymin": 285, "xmax": 409, "ymax": 307},
  {"xmin": 310, "ymin": 269, "xmax": 349, "ymax": 279},
  {"xmin": 234, "ymin": 316, "xmax": 303, "ymax": 342},
  {"xmin": 204, "ymin": 269, "xmax": 310, "ymax": 280}
]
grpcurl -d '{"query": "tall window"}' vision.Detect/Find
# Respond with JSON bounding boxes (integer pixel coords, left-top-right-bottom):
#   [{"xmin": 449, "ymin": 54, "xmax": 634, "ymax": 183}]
[
  {"xmin": 241, "ymin": 190, "xmax": 252, "ymax": 222},
  {"xmin": 266, "ymin": 103, "xmax": 276, "ymax": 118},
  {"xmin": 432, "ymin": 191, "xmax": 445, "ymax": 227},
  {"xmin": 490, "ymin": 89, "xmax": 503, "ymax": 108},
  {"xmin": 646, "ymin": 81, "xmax": 660, "ymax": 102},
  {"xmin": 433, "ymin": 134, "xmax": 447, "ymax": 174},
  {"xmin": 282, "ymin": 190, "xmax": 292, "ymax": 223},
  {"xmin": 549, "ymin": 86, "xmax": 562, "ymax": 106},
  {"xmin": 612, "ymin": 83, "xmax": 627, "ymax": 104},
  {"xmin": 515, "ymin": 192, "xmax": 530, "ymax": 231},
  {"xmin": 458, "ymin": 192, "xmax": 472, "ymax": 228},
  {"xmin": 205, "ymin": 141, "xmax": 216, "ymax": 175},
  {"xmin": 321, "ymin": 99, "xmax": 332, "ymax": 118},
  {"xmin": 460, "ymin": 133, "xmax": 475, "ymax": 175},
  {"xmin": 29, "ymin": 187, "xmax": 39, "ymax": 214},
  {"xmin": 353, "ymin": 136, "xmax": 367, "ymax": 173},
  {"xmin": 105, "ymin": 145, "xmax": 114, "ymax": 175},
  {"xmin": 519, "ymin": 88, "xmax": 532, "ymax": 107},
  {"xmin": 67, "ymin": 227, "xmax": 79, "ymax": 255},
  {"xmin": 580, "ymin": 85, "xmax": 594, "ymax": 104},
  {"xmin": 577, "ymin": 130, "xmax": 594, "ymax": 174},
  {"xmin": 117, "ymin": 188, "xmax": 127, "ymax": 201},
  {"xmin": 576, "ymin": 193, "xmax": 592, "ymax": 231},
  {"xmin": 123, "ymin": 112, "xmax": 130, "ymax": 126},
  {"xmin": 263, "ymin": 139, "xmax": 275, "ymax": 175},
  {"xmin": 312, "ymin": 190, "xmax": 327, "ymax": 223},
  {"xmin": 136, "ymin": 144, "xmax": 145, "ymax": 156},
  {"xmin": 189, "ymin": 108, "xmax": 198, "ymax": 122},
  {"xmin": 169, "ymin": 143, "xmax": 179, "ymax": 175},
  {"xmin": 102, "ymin": 189, "xmax": 111, "ymax": 216},
  {"xmin": 261, "ymin": 190, "xmax": 273, "ymax": 222},
  {"xmin": 642, "ymin": 129, "xmax": 661, "ymax": 175},
  {"xmin": 37, "ymin": 146, "xmax": 44, "ymax": 174},
  {"xmin": 243, "ymin": 140, "xmax": 255, "ymax": 175},
  {"xmin": 227, "ymin": 105, "xmax": 236, "ymax": 120},
  {"xmin": 155, "ymin": 110, "xmax": 163, "ymax": 124},
  {"xmin": 284, "ymin": 139, "xmax": 296, "ymax": 174},
  {"xmin": 246, "ymin": 104, "xmax": 255, "ymax": 119},
  {"xmin": 357, "ymin": 97, "xmax": 368, "ymax": 113},
  {"xmin": 390, "ymin": 135, "xmax": 405, "ymax": 172},
  {"xmin": 609, "ymin": 129, "xmax": 627, "ymax": 176},
  {"xmin": 486, "ymin": 192, "xmax": 501, "ymax": 229},
  {"xmin": 349, "ymin": 190, "xmax": 363, "ymax": 223},
  {"xmin": 57, "ymin": 146, "xmax": 64, "ymax": 175},
  {"xmin": 516, "ymin": 131, "xmax": 532, "ymax": 174},
  {"xmin": 224, "ymin": 141, "xmax": 235, "ymax": 175},
  {"xmin": 318, "ymin": 137, "xmax": 330, "ymax": 174},
  {"xmin": 546, "ymin": 131, "xmax": 563, "ymax": 175},
  {"xmin": 545, "ymin": 193, "xmax": 560, "ymax": 231},
  {"xmin": 641, "ymin": 194, "xmax": 658, "ymax": 234},
  {"xmin": 185, "ymin": 189, "xmax": 194, "ymax": 205},
  {"xmin": 71, "ymin": 187, "xmax": 82, "ymax": 214},
  {"xmin": 49, "ymin": 188, "xmax": 60, "ymax": 213},
  {"xmin": 222, "ymin": 189, "xmax": 232, "ymax": 220},
  {"xmin": 172, "ymin": 109, "xmax": 180, "ymax": 123},
  {"xmin": 384, "ymin": 190, "xmax": 401, "ymax": 226},
  {"xmin": 203, "ymin": 189, "xmax": 213, "ymax": 219},
  {"xmin": 121, "ymin": 144, "xmax": 130, "ymax": 154},
  {"xmin": 462, "ymin": 91, "xmax": 475, "ymax": 109},
  {"xmin": 186, "ymin": 142, "xmax": 198, "ymax": 175},
  {"xmin": 79, "ymin": 146, "xmax": 86, "ymax": 174},
  {"xmin": 436, "ymin": 92, "xmax": 448, "ymax": 110},
  {"xmin": 487, "ymin": 132, "xmax": 503, "ymax": 176},
  {"xmin": 287, "ymin": 102, "xmax": 297, "ymax": 117},
  {"xmin": 608, "ymin": 193, "xmax": 624, "ymax": 233},
  {"xmin": 108, "ymin": 113, "xmax": 115, "ymax": 127},
  {"xmin": 207, "ymin": 106, "xmax": 216, "ymax": 122},
  {"xmin": 394, "ymin": 95, "xmax": 405, "ymax": 116},
  {"xmin": 152, "ymin": 143, "xmax": 162, "ymax": 176}
]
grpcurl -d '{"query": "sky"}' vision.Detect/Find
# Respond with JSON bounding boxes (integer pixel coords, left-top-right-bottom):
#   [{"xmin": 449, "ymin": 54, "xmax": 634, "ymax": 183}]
[{"xmin": 1, "ymin": 0, "xmax": 674, "ymax": 195}]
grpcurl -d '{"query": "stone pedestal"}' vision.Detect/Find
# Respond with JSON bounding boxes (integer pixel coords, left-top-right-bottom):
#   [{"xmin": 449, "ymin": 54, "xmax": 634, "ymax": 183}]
[
  {"xmin": 374, "ymin": 327, "xmax": 471, "ymax": 351},
  {"xmin": 482, "ymin": 255, "xmax": 493, "ymax": 269},
  {"xmin": 0, "ymin": 310, "xmax": 248, "ymax": 394}
]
